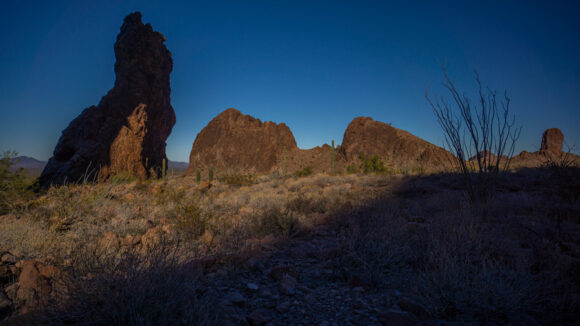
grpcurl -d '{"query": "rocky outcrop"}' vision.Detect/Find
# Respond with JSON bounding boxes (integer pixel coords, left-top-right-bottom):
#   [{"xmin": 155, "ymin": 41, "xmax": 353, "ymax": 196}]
[
  {"xmin": 340, "ymin": 117, "xmax": 452, "ymax": 169},
  {"xmin": 186, "ymin": 108, "xmax": 297, "ymax": 175},
  {"xmin": 540, "ymin": 128, "xmax": 564, "ymax": 153},
  {"xmin": 40, "ymin": 12, "xmax": 175, "ymax": 186}
]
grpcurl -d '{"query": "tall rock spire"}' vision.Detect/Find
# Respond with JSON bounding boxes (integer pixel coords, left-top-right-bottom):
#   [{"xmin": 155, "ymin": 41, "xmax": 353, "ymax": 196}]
[{"xmin": 40, "ymin": 12, "xmax": 176, "ymax": 186}]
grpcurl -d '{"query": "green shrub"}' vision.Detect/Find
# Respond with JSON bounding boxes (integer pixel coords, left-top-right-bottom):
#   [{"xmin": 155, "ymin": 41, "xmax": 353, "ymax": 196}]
[
  {"xmin": 346, "ymin": 164, "xmax": 359, "ymax": 174},
  {"xmin": 0, "ymin": 150, "xmax": 38, "ymax": 213},
  {"xmin": 359, "ymin": 154, "xmax": 386, "ymax": 174},
  {"xmin": 295, "ymin": 166, "xmax": 313, "ymax": 177}
]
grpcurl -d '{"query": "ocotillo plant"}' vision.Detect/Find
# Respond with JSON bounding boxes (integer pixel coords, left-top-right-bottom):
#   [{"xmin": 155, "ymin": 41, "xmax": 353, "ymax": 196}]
[{"xmin": 331, "ymin": 139, "xmax": 335, "ymax": 174}]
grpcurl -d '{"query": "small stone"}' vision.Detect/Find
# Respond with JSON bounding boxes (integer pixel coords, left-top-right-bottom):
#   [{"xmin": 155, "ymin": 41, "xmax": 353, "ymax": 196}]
[
  {"xmin": 304, "ymin": 293, "xmax": 316, "ymax": 305},
  {"xmin": 276, "ymin": 301, "xmax": 291, "ymax": 313},
  {"xmin": 247, "ymin": 310, "xmax": 271, "ymax": 326},
  {"xmin": 247, "ymin": 283, "xmax": 259, "ymax": 291},
  {"xmin": 259, "ymin": 288, "xmax": 272, "ymax": 297},
  {"xmin": 1, "ymin": 253, "xmax": 17, "ymax": 264},
  {"xmin": 352, "ymin": 286, "xmax": 365, "ymax": 293},
  {"xmin": 279, "ymin": 275, "xmax": 297, "ymax": 296},
  {"xmin": 222, "ymin": 291, "xmax": 246, "ymax": 307}
]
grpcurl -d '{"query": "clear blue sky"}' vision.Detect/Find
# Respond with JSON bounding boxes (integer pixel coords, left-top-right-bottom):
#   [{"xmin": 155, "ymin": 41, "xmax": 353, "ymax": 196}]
[{"xmin": 1, "ymin": 0, "xmax": 579, "ymax": 162}]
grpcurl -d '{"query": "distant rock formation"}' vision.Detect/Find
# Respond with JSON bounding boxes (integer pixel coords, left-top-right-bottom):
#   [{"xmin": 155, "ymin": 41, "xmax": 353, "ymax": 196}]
[
  {"xmin": 340, "ymin": 117, "xmax": 452, "ymax": 168},
  {"xmin": 186, "ymin": 108, "xmax": 297, "ymax": 175},
  {"xmin": 540, "ymin": 128, "xmax": 564, "ymax": 153},
  {"xmin": 186, "ymin": 111, "xmax": 455, "ymax": 176},
  {"xmin": 40, "ymin": 12, "xmax": 175, "ymax": 186}
]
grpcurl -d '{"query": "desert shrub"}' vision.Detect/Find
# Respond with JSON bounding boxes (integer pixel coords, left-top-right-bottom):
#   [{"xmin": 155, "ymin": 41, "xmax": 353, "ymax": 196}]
[
  {"xmin": 426, "ymin": 65, "xmax": 521, "ymax": 203},
  {"xmin": 286, "ymin": 194, "xmax": 326, "ymax": 215},
  {"xmin": 541, "ymin": 145, "xmax": 578, "ymax": 171},
  {"xmin": 359, "ymin": 154, "xmax": 386, "ymax": 174},
  {"xmin": 219, "ymin": 173, "xmax": 256, "ymax": 186},
  {"xmin": 0, "ymin": 150, "xmax": 38, "ymax": 213},
  {"xmin": 196, "ymin": 170, "xmax": 201, "ymax": 184},
  {"xmin": 295, "ymin": 166, "xmax": 313, "ymax": 177},
  {"xmin": 346, "ymin": 164, "xmax": 359, "ymax": 174},
  {"xmin": 248, "ymin": 206, "xmax": 300, "ymax": 237},
  {"xmin": 174, "ymin": 201, "xmax": 210, "ymax": 239},
  {"xmin": 45, "ymin": 242, "xmax": 219, "ymax": 325}
]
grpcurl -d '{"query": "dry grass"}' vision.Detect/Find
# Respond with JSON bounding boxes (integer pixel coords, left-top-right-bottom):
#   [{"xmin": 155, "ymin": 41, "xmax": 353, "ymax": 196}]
[{"xmin": 1, "ymin": 168, "xmax": 579, "ymax": 324}]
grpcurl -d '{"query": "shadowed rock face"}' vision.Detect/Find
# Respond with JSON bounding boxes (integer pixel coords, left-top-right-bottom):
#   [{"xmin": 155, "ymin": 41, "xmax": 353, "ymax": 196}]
[
  {"xmin": 186, "ymin": 108, "xmax": 297, "ymax": 175},
  {"xmin": 340, "ymin": 117, "xmax": 452, "ymax": 167},
  {"xmin": 540, "ymin": 128, "xmax": 564, "ymax": 153},
  {"xmin": 40, "ymin": 12, "xmax": 175, "ymax": 186}
]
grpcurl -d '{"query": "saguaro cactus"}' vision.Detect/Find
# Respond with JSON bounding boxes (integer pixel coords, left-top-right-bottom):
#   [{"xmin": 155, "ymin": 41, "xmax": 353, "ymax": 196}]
[
  {"xmin": 162, "ymin": 158, "xmax": 166, "ymax": 180},
  {"xmin": 331, "ymin": 139, "xmax": 336, "ymax": 174}
]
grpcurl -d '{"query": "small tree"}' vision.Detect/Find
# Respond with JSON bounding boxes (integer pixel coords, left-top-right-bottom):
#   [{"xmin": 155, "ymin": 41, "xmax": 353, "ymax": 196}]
[{"xmin": 426, "ymin": 65, "xmax": 521, "ymax": 203}]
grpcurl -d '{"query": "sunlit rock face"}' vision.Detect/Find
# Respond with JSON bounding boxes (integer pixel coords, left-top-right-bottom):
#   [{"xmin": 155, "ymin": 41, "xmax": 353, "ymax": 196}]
[
  {"xmin": 40, "ymin": 12, "xmax": 175, "ymax": 186},
  {"xmin": 186, "ymin": 108, "xmax": 298, "ymax": 175}
]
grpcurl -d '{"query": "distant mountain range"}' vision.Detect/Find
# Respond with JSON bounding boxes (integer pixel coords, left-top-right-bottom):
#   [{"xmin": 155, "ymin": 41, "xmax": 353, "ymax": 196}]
[{"xmin": 10, "ymin": 156, "xmax": 188, "ymax": 178}]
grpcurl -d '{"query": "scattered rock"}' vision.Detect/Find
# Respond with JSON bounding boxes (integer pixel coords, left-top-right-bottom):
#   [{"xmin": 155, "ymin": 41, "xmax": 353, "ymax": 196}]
[
  {"xmin": 247, "ymin": 283, "xmax": 259, "ymax": 292},
  {"xmin": 14, "ymin": 261, "xmax": 61, "ymax": 312},
  {"xmin": 1, "ymin": 253, "xmax": 17, "ymax": 265},
  {"xmin": 276, "ymin": 301, "xmax": 291, "ymax": 313},
  {"xmin": 247, "ymin": 309, "xmax": 271, "ymax": 325},
  {"xmin": 40, "ymin": 12, "xmax": 175, "ymax": 186},
  {"xmin": 221, "ymin": 291, "xmax": 246, "ymax": 307},
  {"xmin": 278, "ymin": 274, "xmax": 297, "ymax": 296}
]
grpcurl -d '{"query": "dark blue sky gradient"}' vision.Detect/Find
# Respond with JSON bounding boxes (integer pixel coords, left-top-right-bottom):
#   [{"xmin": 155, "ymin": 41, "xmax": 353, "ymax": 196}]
[{"xmin": 1, "ymin": 1, "xmax": 579, "ymax": 161}]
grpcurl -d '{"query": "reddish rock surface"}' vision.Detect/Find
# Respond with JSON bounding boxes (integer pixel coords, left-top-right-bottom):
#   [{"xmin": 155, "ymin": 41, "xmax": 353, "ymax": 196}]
[
  {"xmin": 540, "ymin": 128, "xmax": 564, "ymax": 153},
  {"xmin": 340, "ymin": 117, "xmax": 452, "ymax": 169},
  {"xmin": 40, "ymin": 12, "xmax": 175, "ymax": 186},
  {"xmin": 186, "ymin": 108, "xmax": 297, "ymax": 175}
]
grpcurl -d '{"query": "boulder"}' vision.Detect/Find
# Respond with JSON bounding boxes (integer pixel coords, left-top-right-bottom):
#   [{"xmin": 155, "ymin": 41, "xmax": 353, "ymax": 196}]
[
  {"xmin": 40, "ymin": 12, "xmax": 175, "ymax": 186},
  {"xmin": 14, "ymin": 261, "xmax": 62, "ymax": 312},
  {"xmin": 540, "ymin": 128, "xmax": 564, "ymax": 153},
  {"xmin": 186, "ymin": 108, "xmax": 297, "ymax": 175}
]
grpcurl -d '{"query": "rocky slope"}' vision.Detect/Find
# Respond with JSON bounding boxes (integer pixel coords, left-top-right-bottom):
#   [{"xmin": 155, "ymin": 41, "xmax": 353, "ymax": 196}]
[{"xmin": 40, "ymin": 12, "xmax": 175, "ymax": 186}]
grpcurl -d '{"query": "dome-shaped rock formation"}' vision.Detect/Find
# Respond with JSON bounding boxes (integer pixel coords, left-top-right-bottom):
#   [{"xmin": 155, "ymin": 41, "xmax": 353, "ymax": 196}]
[
  {"xmin": 40, "ymin": 12, "xmax": 175, "ymax": 186},
  {"xmin": 186, "ymin": 108, "xmax": 297, "ymax": 175},
  {"xmin": 340, "ymin": 117, "xmax": 452, "ymax": 168}
]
